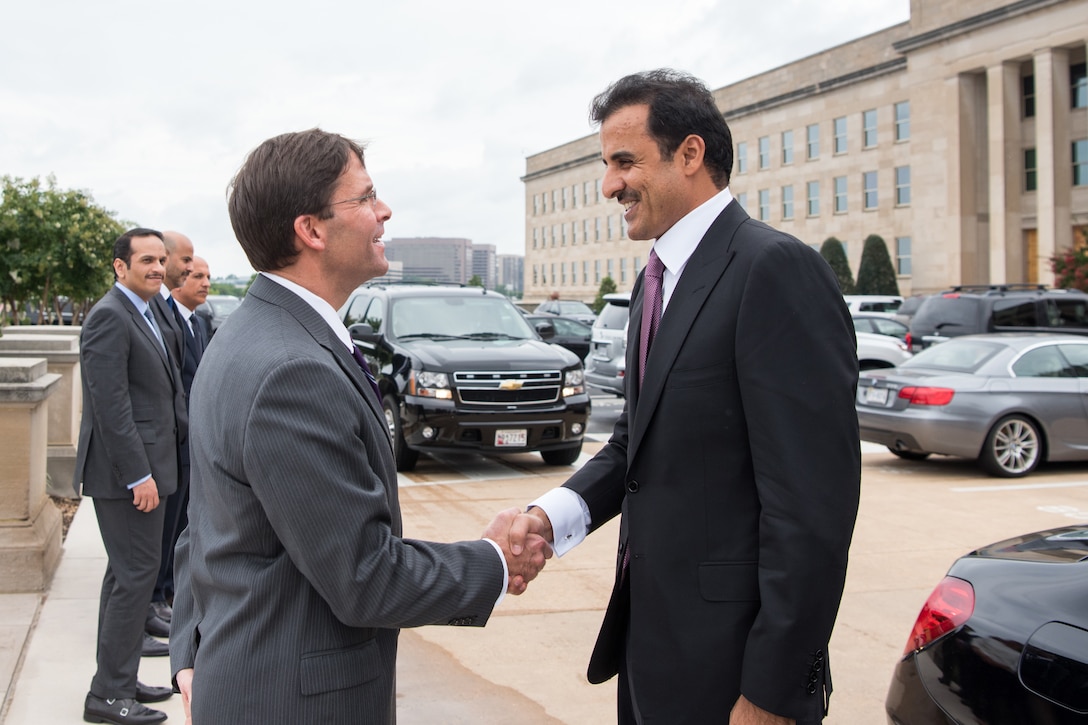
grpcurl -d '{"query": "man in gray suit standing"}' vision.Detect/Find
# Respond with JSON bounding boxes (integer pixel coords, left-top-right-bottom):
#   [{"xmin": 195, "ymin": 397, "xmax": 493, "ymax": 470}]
[
  {"xmin": 170, "ymin": 128, "xmax": 547, "ymax": 724},
  {"xmin": 74, "ymin": 228, "xmax": 188, "ymax": 725}
]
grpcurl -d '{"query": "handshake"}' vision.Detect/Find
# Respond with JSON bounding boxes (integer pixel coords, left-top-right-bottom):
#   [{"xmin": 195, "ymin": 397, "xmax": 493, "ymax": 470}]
[{"xmin": 483, "ymin": 507, "xmax": 554, "ymax": 595}]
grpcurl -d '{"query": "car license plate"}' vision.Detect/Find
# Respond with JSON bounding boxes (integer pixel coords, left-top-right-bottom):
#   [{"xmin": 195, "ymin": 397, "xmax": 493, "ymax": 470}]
[
  {"xmin": 864, "ymin": 386, "xmax": 889, "ymax": 405},
  {"xmin": 495, "ymin": 429, "xmax": 528, "ymax": 447}
]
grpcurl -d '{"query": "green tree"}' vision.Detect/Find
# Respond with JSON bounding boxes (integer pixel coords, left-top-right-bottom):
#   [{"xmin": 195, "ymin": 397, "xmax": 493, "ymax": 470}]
[
  {"xmin": 855, "ymin": 234, "xmax": 900, "ymax": 295},
  {"xmin": 592, "ymin": 276, "xmax": 618, "ymax": 314},
  {"xmin": 467, "ymin": 275, "xmax": 483, "ymax": 288},
  {"xmin": 1051, "ymin": 245, "xmax": 1088, "ymax": 292},
  {"xmin": 0, "ymin": 176, "xmax": 124, "ymax": 325},
  {"xmin": 819, "ymin": 237, "xmax": 855, "ymax": 294}
]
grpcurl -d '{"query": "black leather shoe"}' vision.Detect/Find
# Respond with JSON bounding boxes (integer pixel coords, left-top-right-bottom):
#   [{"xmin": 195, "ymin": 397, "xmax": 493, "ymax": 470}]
[
  {"xmin": 144, "ymin": 613, "xmax": 170, "ymax": 638},
  {"xmin": 83, "ymin": 693, "xmax": 166, "ymax": 724},
  {"xmin": 141, "ymin": 633, "xmax": 169, "ymax": 657},
  {"xmin": 149, "ymin": 600, "xmax": 172, "ymax": 624},
  {"xmin": 135, "ymin": 682, "xmax": 173, "ymax": 704}
]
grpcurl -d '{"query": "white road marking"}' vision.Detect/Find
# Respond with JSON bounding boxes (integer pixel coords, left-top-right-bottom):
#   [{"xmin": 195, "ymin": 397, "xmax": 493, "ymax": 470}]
[{"xmin": 950, "ymin": 481, "xmax": 1088, "ymax": 492}]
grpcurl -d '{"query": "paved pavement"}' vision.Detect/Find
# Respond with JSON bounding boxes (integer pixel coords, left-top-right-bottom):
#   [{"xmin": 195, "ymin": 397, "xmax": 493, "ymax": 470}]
[{"xmin": 4, "ymin": 435, "xmax": 1088, "ymax": 724}]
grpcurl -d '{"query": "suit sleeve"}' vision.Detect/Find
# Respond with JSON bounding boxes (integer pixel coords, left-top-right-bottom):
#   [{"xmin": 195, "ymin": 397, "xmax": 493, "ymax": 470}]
[
  {"xmin": 734, "ymin": 237, "xmax": 861, "ymax": 716},
  {"xmin": 242, "ymin": 357, "xmax": 504, "ymax": 628}
]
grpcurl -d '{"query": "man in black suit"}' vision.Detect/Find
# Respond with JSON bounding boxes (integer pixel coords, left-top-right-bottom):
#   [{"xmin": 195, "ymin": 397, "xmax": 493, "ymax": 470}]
[
  {"xmin": 73, "ymin": 228, "xmax": 188, "ymax": 724},
  {"xmin": 511, "ymin": 70, "xmax": 861, "ymax": 724}
]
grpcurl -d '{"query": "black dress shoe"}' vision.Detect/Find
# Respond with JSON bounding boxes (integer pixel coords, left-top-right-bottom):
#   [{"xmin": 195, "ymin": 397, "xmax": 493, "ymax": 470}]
[
  {"xmin": 144, "ymin": 613, "xmax": 170, "ymax": 638},
  {"xmin": 149, "ymin": 600, "xmax": 172, "ymax": 623},
  {"xmin": 83, "ymin": 693, "xmax": 166, "ymax": 724},
  {"xmin": 135, "ymin": 681, "xmax": 173, "ymax": 703},
  {"xmin": 141, "ymin": 633, "xmax": 170, "ymax": 657}
]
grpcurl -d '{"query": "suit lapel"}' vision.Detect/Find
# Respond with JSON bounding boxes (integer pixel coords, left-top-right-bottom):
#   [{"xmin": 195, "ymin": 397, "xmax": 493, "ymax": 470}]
[
  {"xmin": 628, "ymin": 202, "xmax": 746, "ymax": 455},
  {"xmin": 114, "ymin": 287, "xmax": 172, "ymax": 372}
]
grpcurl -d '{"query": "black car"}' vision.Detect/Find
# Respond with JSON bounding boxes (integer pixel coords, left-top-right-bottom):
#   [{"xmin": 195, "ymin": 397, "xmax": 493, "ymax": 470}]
[
  {"xmin": 340, "ymin": 284, "xmax": 590, "ymax": 471},
  {"xmin": 908, "ymin": 284, "xmax": 1088, "ymax": 351},
  {"xmin": 886, "ymin": 524, "xmax": 1088, "ymax": 724},
  {"xmin": 525, "ymin": 314, "xmax": 593, "ymax": 361}
]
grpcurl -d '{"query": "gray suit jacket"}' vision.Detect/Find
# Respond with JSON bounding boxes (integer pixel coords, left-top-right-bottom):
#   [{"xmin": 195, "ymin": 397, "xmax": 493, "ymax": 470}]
[
  {"xmin": 566, "ymin": 201, "xmax": 861, "ymax": 722},
  {"xmin": 73, "ymin": 285, "xmax": 187, "ymax": 498},
  {"xmin": 171, "ymin": 275, "xmax": 504, "ymax": 724}
]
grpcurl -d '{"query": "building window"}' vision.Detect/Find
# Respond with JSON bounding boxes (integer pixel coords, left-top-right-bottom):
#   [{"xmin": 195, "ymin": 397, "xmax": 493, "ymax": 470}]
[
  {"xmin": 607, "ymin": 215, "xmax": 614, "ymax": 240},
  {"xmin": 561, "ymin": 263, "xmax": 567, "ymax": 284},
  {"xmin": 561, "ymin": 224, "xmax": 567, "ymax": 246},
  {"xmin": 583, "ymin": 261, "xmax": 589, "ymax": 284},
  {"xmin": 550, "ymin": 263, "xmax": 556, "ymax": 285},
  {"xmin": 596, "ymin": 179, "xmax": 602, "ymax": 202},
  {"xmin": 594, "ymin": 259, "xmax": 601, "ymax": 283},
  {"xmin": 562, "ymin": 187, "xmax": 568, "ymax": 210},
  {"xmin": 1023, "ymin": 74, "xmax": 1035, "ymax": 118},
  {"xmin": 895, "ymin": 166, "xmax": 911, "ymax": 206},
  {"xmin": 737, "ymin": 141, "xmax": 748, "ymax": 174},
  {"xmin": 758, "ymin": 189, "xmax": 770, "ymax": 221},
  {"xmin": 582, "ymin": 219, "xmax": 589, "ymax": 244},
  {"xmin": 833, "ymin": 117, "xmax": 847, "ymax": 154},
  {"xmin": 620, "ymin": 258, "xmax": 628, "ymax": 284},
  {"xmin": 532, "ymin": 228, "xmax": 538, "ymax": 249},
  {"xmin": 1025, "ymin": 148, "xmax": 1037, "ymax": 191},
  {"xmin": 806, "ymin": 181, "xmax": 819, "ymax": 217},
  {"xmin": 863, "ymin": 171, "xmax": 878, "ymax": 210},
  {"xmin": 806, "ymin": 124, "xmax": 819, "ymax": 160},
  {"xmin": 583, "ymin": 181, "xmax": 591, "ymax": 205},
  {"xmin": 634, "ymin": 256, "xmax": 642, "ymax": 275},
  {"xmin": 896, "ymin": 237, "xmax": 912, "ymax": 275},
  {"xmin": 607, "ymin": 259, "xmax": 614, "ymax": 280},
  {"xmin": 781, "ymin": 185, "xmax": 794, "ymax": 220},
  {"xmin": 552, "ymin": 190, "xmax": 558, "ymax": 211},
  {"xmin": 552, "ymin": 225, "xmax": 558, "ymax": 247},
  {"xmin": 758, "ymin": 136, "xmax": 770, "ymax": 169},
  {"xmin": 894, "ymin": 101, "xmax": 910, "ymax": 141},
  {"xmin": 736, "ymin": 192, "xmax": 747, "ymax": 210},
  {"xmin": 533, "ymin": 265, "xmax": 538, "ymax": 286},
  {"xmin": 533, "ymin": 195, "xmax": 539, "ymax": 216},
  {"xmin": 1072, "ymin": 63, "xmax": 1087, "ymax": 109},
  {"xmin": 1075, "ymin": 139, "xmax": 1088, "ymax": 186},
  {"xmin": 782, "ymin": 130, "xmax": 794, "ymax": 165},
  {"xmin": 834, "ymin": 176, "xmax": 847, "ymax": 213},
  {"xmin": 595, "ymin": 217, "xmax": 601, "ymax": 242},
  {"xmin": 862, "ymin": 109, "xmax": 877, "ymax": 148}
]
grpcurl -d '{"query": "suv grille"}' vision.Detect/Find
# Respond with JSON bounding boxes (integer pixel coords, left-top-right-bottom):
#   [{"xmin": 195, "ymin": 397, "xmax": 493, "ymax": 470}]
[{"xmin": 454, "ymin": 370, "xmax": 562, "ymax": 405}]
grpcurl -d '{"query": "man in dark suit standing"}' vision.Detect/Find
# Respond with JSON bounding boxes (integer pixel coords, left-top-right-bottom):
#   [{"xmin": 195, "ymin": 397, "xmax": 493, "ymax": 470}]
[
  {"xmin": 511, "ymin": 70, "xmax": 861, "ymax": 724},
  {"xmin": 73, "ymin": 228, "xmax": 188, "ymax": 725},
  {"xmin": 170, "ymin": 129, "xmax": 548, "ymax": 724}
]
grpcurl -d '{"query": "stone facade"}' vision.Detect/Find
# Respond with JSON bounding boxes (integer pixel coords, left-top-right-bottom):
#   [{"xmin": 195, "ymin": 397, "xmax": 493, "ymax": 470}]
[{"xmin": 523, "ymin": 0, "xmax": 1088, "ymax": 302}]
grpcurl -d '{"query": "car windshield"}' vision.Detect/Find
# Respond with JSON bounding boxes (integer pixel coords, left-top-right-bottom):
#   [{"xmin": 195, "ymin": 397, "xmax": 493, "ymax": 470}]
[
  {"xmin": 210, "ymin": 297, "xmax": 241, "ymax": 316},
  {"xmin": 900, "ymin": 339, "xmax": 1003, "ymax": 372},
  {"xmin": 390, "ymin": 295, "xmax": 535, "ymax": 341}
]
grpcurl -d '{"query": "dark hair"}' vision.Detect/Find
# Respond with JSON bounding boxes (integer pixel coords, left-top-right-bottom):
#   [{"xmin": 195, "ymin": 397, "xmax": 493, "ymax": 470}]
[
  {"xmin": 227, "ymin": 129, "xmax": 366, "ymax": 271},
  {"xmin": 113, "ymin": 228, "xmax": 164, "ymax": 280},
  {"xmin": 590, "ymin": 69, "xmax": 732, "ymax": 188}
]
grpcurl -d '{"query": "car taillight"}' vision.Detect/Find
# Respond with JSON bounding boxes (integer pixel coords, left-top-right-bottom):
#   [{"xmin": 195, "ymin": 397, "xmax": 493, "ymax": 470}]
[
  {"xmin": 904, "ymin": 332, "xmax": 912, "ymax": 349},
  {"xmin": 904, "ymin": 576, "xmax": 974, "ymax": 655},
  {"xmin": 897, "ymin": 386, "xmax": 954, "ymax": 405}
]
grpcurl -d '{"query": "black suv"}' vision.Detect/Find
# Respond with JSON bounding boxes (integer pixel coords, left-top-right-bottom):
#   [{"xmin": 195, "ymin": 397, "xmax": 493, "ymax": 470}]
[
  {"xmin": 340, "ymin": 284, "xmax": 590, "ymax": 471},
  {"xmin": 909, "ymin": 284, "xmax": 1088, "ymax": 351}
]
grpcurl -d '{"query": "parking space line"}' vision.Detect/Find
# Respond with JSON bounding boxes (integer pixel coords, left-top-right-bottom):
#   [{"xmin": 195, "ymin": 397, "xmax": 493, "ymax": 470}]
[{"xmin": 951, "ymin": 481, "xmax": 1088, "ymax": 492}]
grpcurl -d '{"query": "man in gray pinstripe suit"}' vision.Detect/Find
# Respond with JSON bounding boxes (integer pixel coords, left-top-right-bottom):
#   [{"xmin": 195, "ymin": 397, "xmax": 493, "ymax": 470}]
[{"xmin": 170, "ymin": 128, "xmax": 547, "ymax": 724}]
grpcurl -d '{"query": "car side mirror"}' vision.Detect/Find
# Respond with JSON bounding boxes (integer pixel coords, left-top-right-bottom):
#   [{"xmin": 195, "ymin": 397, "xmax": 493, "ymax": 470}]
[
  {"xmin": 534, "ymin": 321, "xmax": 556, "ymax": 340},
  {"xmin": 349, "ymin": 322, "xmax": 381, "ymax": 344}
]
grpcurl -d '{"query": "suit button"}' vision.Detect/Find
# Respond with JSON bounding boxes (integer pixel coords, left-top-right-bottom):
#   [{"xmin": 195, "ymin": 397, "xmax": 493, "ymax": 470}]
[
  {"xmin": 626, "ymin": 480, "xmax": 639, "ymax": 493},
  {"xmin": 807, "ymin": 684, "xmax": 818, "ymax": 694}
]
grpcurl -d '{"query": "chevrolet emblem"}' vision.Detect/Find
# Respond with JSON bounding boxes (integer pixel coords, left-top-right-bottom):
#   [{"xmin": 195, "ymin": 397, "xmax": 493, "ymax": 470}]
[{"xmin": 499, "ymin": 380, "xmax": 524, "ymax": 391}]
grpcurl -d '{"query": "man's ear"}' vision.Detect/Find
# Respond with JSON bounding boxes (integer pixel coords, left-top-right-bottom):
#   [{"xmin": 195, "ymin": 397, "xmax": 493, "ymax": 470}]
[
  {"xmin": 293, "ymin": 213, "xmax": 326, "ymax": 252},
  {"xmin": 678, "ymin": 134, "xmax": 706, "ymax": 176}
]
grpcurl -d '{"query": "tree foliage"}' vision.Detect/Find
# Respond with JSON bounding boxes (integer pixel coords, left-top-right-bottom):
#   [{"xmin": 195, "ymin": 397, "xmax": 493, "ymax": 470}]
[
  {"xmin": 0, "ymin": 175, "xmax": 125, "ymax": 325},
  {"xmin": 855, "ymin": 234, "xmax": 900, "ymax": 295},
  {"xmin": 592, "ymin": 276, "xmax": 618, "ymax": 314},
  {"xmin": 1051, "ymin": 245, "xmax": 1088, "ymax": 292},
  {"xmin": 467, "ymin": 274, "xmax": 483, "ymax": 288},
  {"xmin": 819, "ymin": 237, "xmax": 855, "ymax": 294}
]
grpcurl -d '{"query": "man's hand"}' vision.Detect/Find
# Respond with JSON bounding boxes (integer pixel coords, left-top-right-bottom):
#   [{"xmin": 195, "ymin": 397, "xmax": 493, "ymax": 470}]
[
  {"xmin": 508, "ymin": 507, "xmax": 554, "ymax": 556},
  {"xmin": 483, "ymin": 508, "xmax": 551, "ymax": 594},
  {"xmin": 131, "ymin": 479, "xmax": 160, "ymax": 512},
  {"xmin": 176, "ymin": 668, "xmax": 194, "ymax": 725},
  {"xmin": 730, "ymin": 694, "xmax": 794, "ymax": 725}
]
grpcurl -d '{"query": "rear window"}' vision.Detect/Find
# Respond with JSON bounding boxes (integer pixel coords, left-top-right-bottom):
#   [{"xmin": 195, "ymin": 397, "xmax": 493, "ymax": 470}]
[
  {"xmin": 991, "ymin": 299, "xmax": 1039, "ymax": 327},
  {"xmin": 595, "ymin": 302, "xmax": 630, "ymax": 330},
  {"xmin": 901, "ymin": 339, "xmax": 1002, "ymax": 372},
  {"xmin": 912, "ymin": 296, "xmax": 981, "ymax": 330}
]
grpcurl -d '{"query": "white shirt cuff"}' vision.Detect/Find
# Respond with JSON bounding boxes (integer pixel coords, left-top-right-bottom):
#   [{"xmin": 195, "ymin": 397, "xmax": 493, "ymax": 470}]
[
  {"xmin": 483, "ymin": 538, "xmax": 508, "ymax": 607},
  {"xmin": 529, "ymin": 487, "xmax": 590, "ymax": 558}
]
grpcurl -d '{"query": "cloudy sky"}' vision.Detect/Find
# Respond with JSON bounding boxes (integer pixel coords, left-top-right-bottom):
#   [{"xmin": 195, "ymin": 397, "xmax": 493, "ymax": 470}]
[{"xmin": 2, "ymin": 0, "xmax": 909, "ymax": 278}]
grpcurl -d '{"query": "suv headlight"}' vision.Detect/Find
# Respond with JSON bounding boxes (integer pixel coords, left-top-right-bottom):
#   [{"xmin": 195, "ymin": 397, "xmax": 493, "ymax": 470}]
[
  {"xmin": 563, "ymin": 368, "xmax": 585, "ymax": 397},
  {"xmin": 409, "ymin": 370, "xmax": 452, "ymax": 400}
]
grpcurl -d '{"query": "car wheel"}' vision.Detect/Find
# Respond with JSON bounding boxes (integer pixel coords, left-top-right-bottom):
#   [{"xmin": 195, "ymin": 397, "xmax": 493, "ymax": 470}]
[
  {"xmin": 980, "ymin": 414, "xmax": 1042, "ymax": 478},
  {"xmin": 382, "ymin": 395, "xmax": 420, "ymax": 472},
  {"xmin": 887, "ymin": 447, "xmax": 930, "ymax": 461},
  {"xmin": 540, "ymin": 442, "xmax": 582, "ymax": 466}
]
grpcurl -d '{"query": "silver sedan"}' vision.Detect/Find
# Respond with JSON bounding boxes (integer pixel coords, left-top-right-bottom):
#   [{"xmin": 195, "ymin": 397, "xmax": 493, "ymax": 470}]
[{"xmin": 856, "ymin": 333, "xmax": 1088, "ymax": 477}]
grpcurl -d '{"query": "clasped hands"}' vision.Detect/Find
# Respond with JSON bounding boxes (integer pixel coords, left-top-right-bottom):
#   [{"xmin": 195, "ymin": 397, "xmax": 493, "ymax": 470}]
[{"xmin": 483, "ymin": 507, "xmax": 555, "ymax": 595}]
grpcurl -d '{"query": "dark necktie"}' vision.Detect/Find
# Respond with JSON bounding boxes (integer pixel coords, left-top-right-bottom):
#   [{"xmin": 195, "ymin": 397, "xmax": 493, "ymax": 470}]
[
  {"xmin": 351, "ymin": 345, "xmax": 382, "ymax": 401},
  {"xmin": 638, "ymin": 249, "xmax": 665, "ymax": 386}
]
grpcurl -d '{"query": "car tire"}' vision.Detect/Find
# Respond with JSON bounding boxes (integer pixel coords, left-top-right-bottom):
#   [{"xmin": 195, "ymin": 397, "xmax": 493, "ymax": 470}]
[
  {"xmin": 887, "ymin": 447, "xmax": 931, "ymax": 461},
  {"xmin": 540, "ymin": 442, "xmax": 582, "ymax": 466},
  {"xmin": 980, "ymin": 414, "xmax": 1042, "ymax": 478},
  {"xmin": 382, "ymin": 394, "xmax": 420, "ymax": 472}
]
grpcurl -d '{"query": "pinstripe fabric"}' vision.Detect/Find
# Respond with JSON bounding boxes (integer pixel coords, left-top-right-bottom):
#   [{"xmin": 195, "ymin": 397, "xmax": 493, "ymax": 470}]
[{"xmin": 170, "ymin": 275, "xmax": 504, "ymax": 724}]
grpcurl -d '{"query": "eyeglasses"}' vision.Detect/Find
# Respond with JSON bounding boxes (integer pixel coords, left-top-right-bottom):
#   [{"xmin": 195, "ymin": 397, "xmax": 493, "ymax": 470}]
[{"xmin": 327, "ymin": 189, "xmax": 379, "ymax": 210}]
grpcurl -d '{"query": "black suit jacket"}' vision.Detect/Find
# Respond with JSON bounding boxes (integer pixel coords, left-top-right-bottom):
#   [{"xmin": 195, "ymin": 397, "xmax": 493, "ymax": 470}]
[{"xmin": 564, "ymin": 201, "xmax": 861, "ymax": 722}]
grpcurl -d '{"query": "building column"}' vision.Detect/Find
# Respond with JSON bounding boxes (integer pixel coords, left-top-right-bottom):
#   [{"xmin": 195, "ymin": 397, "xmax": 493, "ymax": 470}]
[
  {"xmin": 1034, "ymin": 47, "xmax": 1073, "ymax": 280},
  {"xmin": 987, "ymin": 62, "xmax": 1023, "ymax": 284},
  {"xmin": 953, "ymin": 71, "xmax": 988, "ymax": 285}
]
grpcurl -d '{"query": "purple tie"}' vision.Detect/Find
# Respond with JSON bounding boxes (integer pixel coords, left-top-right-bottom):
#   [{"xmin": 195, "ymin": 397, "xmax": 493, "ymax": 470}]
[
  {"xmin": 350, "ymin": 345, "xmax": 382, "ymax": 401},
  {"xmin": 638, "ymin": 249, "xmax": 665, "ymax": 386}
]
